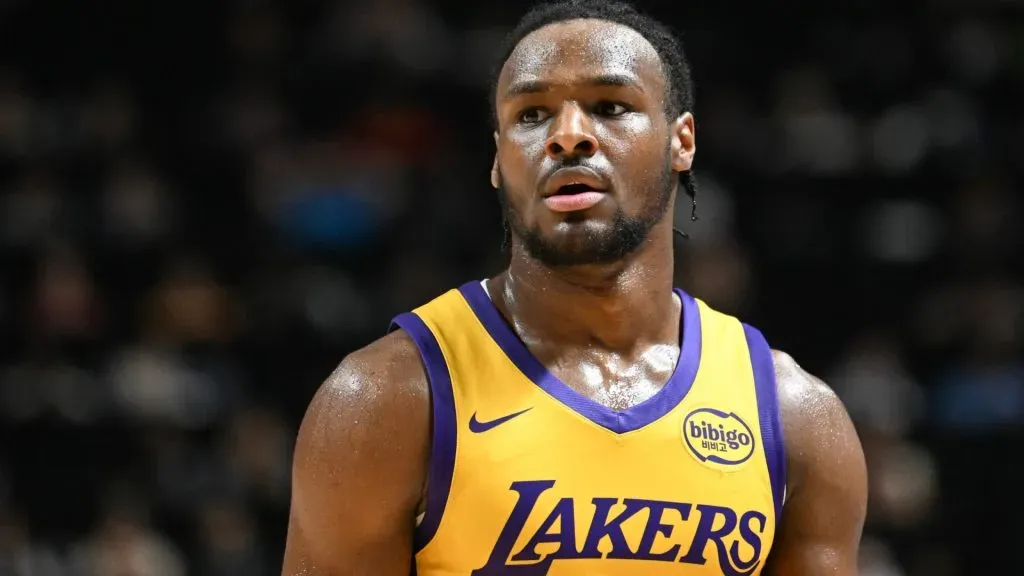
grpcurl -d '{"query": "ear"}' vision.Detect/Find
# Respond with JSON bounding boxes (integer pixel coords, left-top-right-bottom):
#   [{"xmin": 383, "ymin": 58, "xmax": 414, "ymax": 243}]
[
  {"xmin": 491, "ymin": 131, "xmax": 502, "ymax": 189},
  {"xmin": 669, "ymin": 112, "xmax": 696, "ymax": 174}
]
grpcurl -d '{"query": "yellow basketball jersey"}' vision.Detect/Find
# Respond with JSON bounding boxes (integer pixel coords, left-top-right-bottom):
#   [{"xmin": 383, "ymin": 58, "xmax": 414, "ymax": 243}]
[{"xmin": 390, "ymin": 281, "xmax": 785, "ymax": 576}]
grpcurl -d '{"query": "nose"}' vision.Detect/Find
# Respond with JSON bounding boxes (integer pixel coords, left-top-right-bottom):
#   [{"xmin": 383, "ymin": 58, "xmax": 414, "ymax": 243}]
[{"xmin": 544, "ymin": 104, "xmax": 599, "ymax": 160}]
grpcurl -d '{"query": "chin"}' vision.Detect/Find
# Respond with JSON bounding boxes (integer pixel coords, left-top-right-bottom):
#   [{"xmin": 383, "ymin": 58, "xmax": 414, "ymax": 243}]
[
  {"xmin": 522, "ymin": 225, "xmax": 637, "ymax": 268},
  {"xmin": 550, "ymin": 215, "xmax": 615, "ymax": 233},
  {"xmin": 507, "ymin": 199, "xmax": 659, "ymax": 268}
]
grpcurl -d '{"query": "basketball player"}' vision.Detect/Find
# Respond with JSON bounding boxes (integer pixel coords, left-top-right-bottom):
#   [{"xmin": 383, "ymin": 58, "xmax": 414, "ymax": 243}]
[{"xmin": 282, "ymin": 1, "xmax": 867, "ymax": 574}]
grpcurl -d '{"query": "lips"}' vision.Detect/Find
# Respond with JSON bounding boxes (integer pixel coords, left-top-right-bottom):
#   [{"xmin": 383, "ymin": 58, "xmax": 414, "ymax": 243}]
[{"xmin": 542, "ymin": 167, "xmax": 609, "ymax": 198}]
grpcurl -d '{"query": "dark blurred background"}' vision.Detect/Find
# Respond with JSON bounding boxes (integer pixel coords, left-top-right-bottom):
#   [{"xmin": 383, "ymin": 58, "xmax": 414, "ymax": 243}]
[{"xmin": 0, "ymin": 0, "xmax": 1021, "ymax": 574}]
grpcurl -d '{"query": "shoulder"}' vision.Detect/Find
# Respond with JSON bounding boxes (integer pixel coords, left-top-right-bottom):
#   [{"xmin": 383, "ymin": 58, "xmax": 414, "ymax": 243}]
[
  {"xmin": 321, "ymin": 327, "xmax": 431, "ymax": 412},
  {"xmin": 296, "ymin": 329, "xmax": 431, "ymax": 456},
  {"xmin": 770, "ymin": 349, "xmax": 866, "ymax": 499},
  {"xmin": 292, "ymin": 328, "xmax": 431, "ymax": 506},
  {"xmin": 771, "ymin": 349, "xmax": 843, "ymax": 423},
  {"xmin": 284, "ymin": 329, "xmax": 432, "ymax": 569}
]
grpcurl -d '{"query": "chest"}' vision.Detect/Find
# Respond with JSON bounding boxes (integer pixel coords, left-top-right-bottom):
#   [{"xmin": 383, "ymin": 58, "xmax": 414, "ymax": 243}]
[{"xmin": 542, "ymin": 344, "xmax": 680, "ymax": 411}]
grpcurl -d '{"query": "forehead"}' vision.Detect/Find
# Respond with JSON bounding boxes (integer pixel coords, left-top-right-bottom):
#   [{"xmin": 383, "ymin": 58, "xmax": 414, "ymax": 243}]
[{"xmin": 498, "ymin": 19, "xmax": 667, "ymax": 98}]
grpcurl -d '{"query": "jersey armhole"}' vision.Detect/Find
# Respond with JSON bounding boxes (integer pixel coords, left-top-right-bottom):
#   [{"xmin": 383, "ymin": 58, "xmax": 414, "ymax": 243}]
[
  {"xmin": 389, "ymin": 312, "xmax": 458, "ymax": 553},
  {"xmin": 742, "ymin": 323, "xmax": 787, "ymax": 522}
]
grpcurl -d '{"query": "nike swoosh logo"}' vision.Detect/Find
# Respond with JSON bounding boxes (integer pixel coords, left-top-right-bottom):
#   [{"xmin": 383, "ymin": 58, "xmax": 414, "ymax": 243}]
[{"xmin": 468, "ymin": 407, "xmax": 533, "ymax": 433}]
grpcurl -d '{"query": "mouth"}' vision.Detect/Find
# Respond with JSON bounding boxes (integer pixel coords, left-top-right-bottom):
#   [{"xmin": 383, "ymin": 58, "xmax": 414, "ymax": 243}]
[
  {"xmin": 542, "ymin": 183, "xmax": 607, "ymax": 213},
  {"xmin": 551, "ymin": 182, "xmax": 601, "ymax": 196},
  {"xmin": 540, "ymin": 167, "xmax": 610, "ymax": 213},
  {"xmin": 542, "ymin": 167, "xmax": 609, "ymax": 198}
]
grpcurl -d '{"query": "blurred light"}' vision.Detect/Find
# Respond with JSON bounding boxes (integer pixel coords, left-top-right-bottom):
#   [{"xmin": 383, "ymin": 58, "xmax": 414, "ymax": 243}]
[
  {"xmin": 0, "ymin": 365, "xmax": 45, "ymax": 422},
  {"xmin": 0, "ymin": 175, "xmax": 61, "ymax": 248},
  {"xmin": 923, "ymin": 88, "xmax": 980, "ymax": 151},
  {"xmin": 47, "ymin": 365, "xmax": 104, "ymax": 424},
  {"xmin": 783, "ymin": 110, "xmax": 861, "ymax": 174},
  {"xmin": 948, "ymin": 21, "xmax": 1004, "ymax": 84},
  {"xmin": 774, "ymin": 67, "xmax": 861, "ymax": 175},
  {"xmin": 862, "ymin": 200, "xmax": 942, "ymax": 262},
  {"xmin": 859, "ymin": 536, "xmax": 907, "ymax": 576},
  {"xmin": 276, "ymin": 188, "xmax": 381, "ymax": 250},
  {"xmin": 299, "ymin": 267, "xmax": 374, "ymax": 338},
  {"xmin": 871, "ymin": 105, "xmax": 930, "ymax": 174}
]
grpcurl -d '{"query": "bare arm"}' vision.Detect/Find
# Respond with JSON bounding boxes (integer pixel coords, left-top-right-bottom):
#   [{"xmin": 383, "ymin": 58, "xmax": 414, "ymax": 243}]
[
  {"xmin": 282, "ymin": 331, "xmax": 431, "ymax": 576},
  {"xmin": 765, "ymin": 351, "xmax": 868, "ymax": 575}
]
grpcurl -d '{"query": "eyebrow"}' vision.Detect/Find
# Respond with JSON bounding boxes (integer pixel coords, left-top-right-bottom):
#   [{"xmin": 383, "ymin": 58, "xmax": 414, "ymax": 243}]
[{"xmin": 504, "ymin": 73, "xmax": 643, "ymax": 97}]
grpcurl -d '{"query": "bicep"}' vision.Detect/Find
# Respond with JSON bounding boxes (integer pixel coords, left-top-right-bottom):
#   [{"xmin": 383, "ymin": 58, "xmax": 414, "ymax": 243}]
[
  {"xmin": 283, "ymin": 511, "xmax": 410, "ymax": 576},
  {"xmin": 282, "ymin": 348, "xmax": 430, "ymax": 575},
  {"xmin": 282, "ymin": 505, "xmax": 413, "ymax": 576},
  {"xmin": 765, "ymin": 354, "xmax": 868, "ymax": 575},
  {"xmin": 766, "ymin": 466, "xmax": 866, "ymax": 575}
]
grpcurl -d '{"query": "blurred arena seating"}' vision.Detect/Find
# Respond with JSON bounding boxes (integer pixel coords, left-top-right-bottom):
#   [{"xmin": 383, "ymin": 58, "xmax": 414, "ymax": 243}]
[{"xmin": 0, "ymin": 1, "xmax": 1021, "ymax": 574}]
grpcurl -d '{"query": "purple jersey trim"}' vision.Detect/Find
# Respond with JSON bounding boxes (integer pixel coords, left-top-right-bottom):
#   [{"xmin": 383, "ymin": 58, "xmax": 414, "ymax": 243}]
[
  {"xmin": 389, "ymin": 312, "xmax": 456, "ymax": 553},
  {"xmin": 457, "ymin": 281, "xmax": 702, "ymax": 434},
  {"xmin": 743, "ymin": 323, "xmax": 787, "ymax": 522}
]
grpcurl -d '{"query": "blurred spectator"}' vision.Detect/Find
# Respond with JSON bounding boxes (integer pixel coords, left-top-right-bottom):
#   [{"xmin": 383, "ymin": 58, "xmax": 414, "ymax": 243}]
[
  {"xmin": 99, "ymin": 159, "xmax": 174, "ymax": 249},
  {"xmin": 108, "ymin": 257, "xmax": 241, "ymax": 428},
  {"xmin": 194, "ymin": 501, "xmax": 267, "ymax": 576},
  {"xmin": 831, "ymin": 330, "xmax": 925, "ymax": 438},
  {"xmin": 0, "ymin": 512, "xmax": 64, "ymax": 576},
  {"xmin": 931, "ymin": 279, "xmax": 1024, "ymax": 432},
  {"xmin": 68, "ymin": 507, "xmax": 186, "ymax": 576}
]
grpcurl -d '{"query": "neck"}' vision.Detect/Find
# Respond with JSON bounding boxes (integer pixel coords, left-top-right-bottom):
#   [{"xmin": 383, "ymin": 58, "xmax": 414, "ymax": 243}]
[{"xmin": 492, "ymin": 222, "xmax": 678, "ymax": 352}]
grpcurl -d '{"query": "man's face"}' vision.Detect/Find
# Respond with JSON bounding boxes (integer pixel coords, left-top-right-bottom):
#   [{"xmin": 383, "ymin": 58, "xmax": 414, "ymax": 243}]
[{"xmin": 493, "ymin": 18, "xmax": 695, "ymax": 268}]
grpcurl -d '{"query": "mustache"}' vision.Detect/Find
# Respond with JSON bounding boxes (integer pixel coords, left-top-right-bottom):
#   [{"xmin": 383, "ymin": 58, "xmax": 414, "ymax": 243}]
[{"xmin": 541, "ymin": 156, "xmax": 608, "ymax": 181}]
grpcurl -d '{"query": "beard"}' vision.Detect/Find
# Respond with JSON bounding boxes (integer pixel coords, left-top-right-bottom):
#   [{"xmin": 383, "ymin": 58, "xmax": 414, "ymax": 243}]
[{"xmin": 497, "ymin": 160, "xmax": 675, "ymax": 268}]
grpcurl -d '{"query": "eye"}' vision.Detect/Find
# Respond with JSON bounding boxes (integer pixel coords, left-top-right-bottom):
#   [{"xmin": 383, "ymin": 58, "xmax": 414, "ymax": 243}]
[
  {"xmin": 518, "ymin": 107, "xmax": 550, "ymax": 124},
  {"xmin": 594, "ymin": 101, "xmax": 629, "ymax": 117}
]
